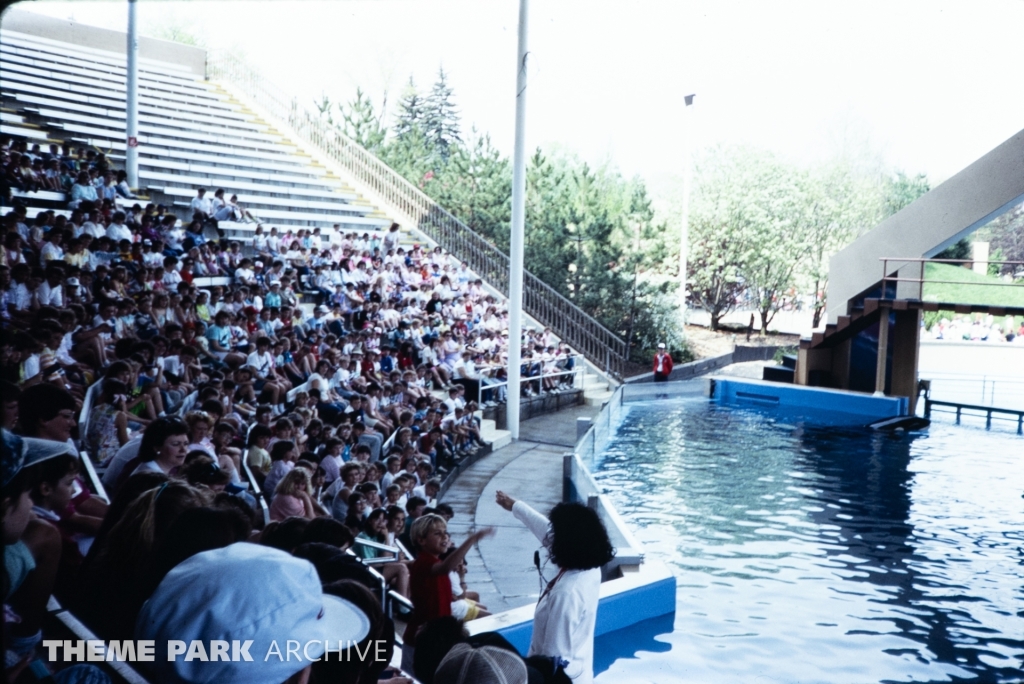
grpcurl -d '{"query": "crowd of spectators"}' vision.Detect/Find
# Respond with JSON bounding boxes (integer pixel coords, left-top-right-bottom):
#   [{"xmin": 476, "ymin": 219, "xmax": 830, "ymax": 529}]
[
  {"xmin": 924, "ymin": 314, "xmax": 1024, "ymax": 343},
  {"xmin": 2, "ymin": 133, "xmax": 588, "ymax": 683},
  {"xmin": 2, "ymin": 139, "xmax": 136, "ymax": 205}
]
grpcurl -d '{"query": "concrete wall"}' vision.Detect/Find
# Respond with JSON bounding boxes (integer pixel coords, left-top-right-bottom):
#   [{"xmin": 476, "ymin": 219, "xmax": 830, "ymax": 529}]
[
  {"xmin": 0, "ymin": 7, "xmax": 207, "ymax": 75},
  {"xmin": 827, "ymin": 128, "xmax": 1024, "ymax": 323},
  {"xmin": 626, "ymin": 345, "xmax": 783, "ymax": 384},
  {"xmin": 626, "ymin": 352, "xmax": 729, "ymax": 384},
  {"xmin": 919, "ymin": 339, "xmax": 1024, "ymax": 380}
]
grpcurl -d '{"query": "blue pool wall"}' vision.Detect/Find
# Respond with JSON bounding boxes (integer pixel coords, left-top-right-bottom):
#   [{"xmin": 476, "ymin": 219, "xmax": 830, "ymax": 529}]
[
  {"xmin": 492, "ymin": 568, "xmax": 677, "ymax": 654},
  {"xmin": 711, "ymin": 377, "xmax": 908, "ymax": 421}
]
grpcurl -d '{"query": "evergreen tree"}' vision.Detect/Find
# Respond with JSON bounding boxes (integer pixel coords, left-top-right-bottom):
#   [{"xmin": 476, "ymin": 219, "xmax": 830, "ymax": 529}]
[
  {"xmin": 423, "ymin": 67, "xmax": 462, "ymax": 163},
  {"xmin": 339, "ymin": 88, "xmax": 385, "ymax": 152},
  {"xmin": 394, "ymin": 77, "xmax": 425, "ymax": 140},
  {"xmin": 314, "ymin": 93, "xmax": 336, "ymax": 127}
]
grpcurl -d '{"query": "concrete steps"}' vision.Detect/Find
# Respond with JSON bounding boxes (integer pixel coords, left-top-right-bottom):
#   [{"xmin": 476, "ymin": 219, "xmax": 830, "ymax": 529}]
[
  {"xmin": 480, "ymin": 418, "xmax": 511, "ymax": 451},
  {"xmin": 582, "ymin": 370, "xmax": 614, "ymax": 406}
]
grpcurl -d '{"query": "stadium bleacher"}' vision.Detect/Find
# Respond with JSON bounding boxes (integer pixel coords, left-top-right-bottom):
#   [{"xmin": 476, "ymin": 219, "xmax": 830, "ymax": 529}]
[{"xmin": 1, "ymin": 27, "xmax": 392, "ymax": 243}]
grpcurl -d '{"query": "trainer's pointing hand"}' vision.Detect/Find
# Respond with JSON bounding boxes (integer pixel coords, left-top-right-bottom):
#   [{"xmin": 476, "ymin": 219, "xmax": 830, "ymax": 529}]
[{"xmin": 495, "ymin": 490, "xmax": 516, "ymax": 511}]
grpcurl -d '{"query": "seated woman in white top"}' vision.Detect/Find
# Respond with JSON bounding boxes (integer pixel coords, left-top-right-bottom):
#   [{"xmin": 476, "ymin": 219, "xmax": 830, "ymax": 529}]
[{"xmin": 110, "ymin": 416, "xmax": 190, "ymax": 495}]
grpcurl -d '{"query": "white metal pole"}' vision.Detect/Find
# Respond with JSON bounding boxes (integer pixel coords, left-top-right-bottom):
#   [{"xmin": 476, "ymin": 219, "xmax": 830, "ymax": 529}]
[
  {"xmin": 507, "ymin": 0, "xmax": 530, "ymax": 441},
  {"xmin": 679, "ymin": 94, "xmax": 695, "ymax": 334},
  {"xmin": 126, "ymin": 0, "xmax": 140, "ymax": 188}
]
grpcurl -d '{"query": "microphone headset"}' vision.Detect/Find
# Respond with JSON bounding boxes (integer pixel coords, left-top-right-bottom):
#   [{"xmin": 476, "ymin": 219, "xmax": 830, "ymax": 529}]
[{"xmin": 534, "ymin": 548, "xmax": 550, "ymax": 594}]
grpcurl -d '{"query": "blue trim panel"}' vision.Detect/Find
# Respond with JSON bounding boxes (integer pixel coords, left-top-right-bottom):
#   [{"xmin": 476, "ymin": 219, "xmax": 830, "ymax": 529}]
[
  {"xmin": 713, "ymin": 379, "xmax": 908, "ymax": 421},
  {"xmin": 496, "ymin": 575, "xmax": 678, "ymax": 656},
  {"xmin": 595, "ymin": 576, "xmax": 677, "ymax": 636}
]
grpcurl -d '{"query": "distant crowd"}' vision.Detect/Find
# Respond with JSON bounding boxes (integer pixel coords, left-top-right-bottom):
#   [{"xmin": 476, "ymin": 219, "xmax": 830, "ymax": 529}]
[{"xmin": 924, "ymin": 315, "xmax": 1024, "ymax": 343}]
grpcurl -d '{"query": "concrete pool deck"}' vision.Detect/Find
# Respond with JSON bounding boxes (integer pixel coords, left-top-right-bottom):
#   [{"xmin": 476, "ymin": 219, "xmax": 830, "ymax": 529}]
[{"xmin": 440, "ymin": 403, "xmax": 601, "ymax": 614}]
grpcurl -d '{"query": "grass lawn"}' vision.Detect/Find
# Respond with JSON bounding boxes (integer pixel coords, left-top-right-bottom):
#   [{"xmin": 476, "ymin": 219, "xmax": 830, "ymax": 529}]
[{"xmin": 922, "ymin": 262, "xmax": 1024, "ymax": 307}]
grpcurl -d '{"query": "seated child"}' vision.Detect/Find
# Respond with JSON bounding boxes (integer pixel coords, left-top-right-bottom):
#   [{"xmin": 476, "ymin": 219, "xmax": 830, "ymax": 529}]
[{"xmin": 402, "ymin": 513, "xmax": 494, "ymax": 650}]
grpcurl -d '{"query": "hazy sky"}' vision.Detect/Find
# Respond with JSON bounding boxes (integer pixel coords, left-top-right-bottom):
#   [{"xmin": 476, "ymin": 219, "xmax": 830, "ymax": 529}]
[{"xmin": 11, "ymin": 0, "xmax": 1024, "ymax": 188}]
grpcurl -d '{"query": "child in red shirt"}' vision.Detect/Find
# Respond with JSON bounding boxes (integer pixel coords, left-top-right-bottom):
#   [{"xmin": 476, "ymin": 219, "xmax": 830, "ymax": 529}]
[{"xmin": 403, "ymin": 513, "xmax": 494, "ymax": 647}]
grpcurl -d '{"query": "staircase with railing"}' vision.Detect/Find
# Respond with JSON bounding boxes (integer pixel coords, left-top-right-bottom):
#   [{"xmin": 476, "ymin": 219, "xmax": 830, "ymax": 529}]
[{"xmin": 206, "ymin": 52, "xmax": 630, "ymax": 378}]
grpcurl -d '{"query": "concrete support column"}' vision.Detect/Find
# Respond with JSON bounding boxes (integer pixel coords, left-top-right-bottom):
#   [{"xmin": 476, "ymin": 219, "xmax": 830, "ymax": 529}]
[
  {"xmin": 125, "ymin": 0, "xmax": 139, "ymax": 188},
  {"xmin": 506, "ymin": 0, "xmax": 530, "ymax": 440},
  {"xmin": 874, "ymin": 306, "xmax": 891, "ymax": 395},
  {"xmin": 832, "ymin": 337, "xmax": 852, "ymax": 390},
  {"xmin": 890, "ymin": 309, "xmax": 922, "ymax": 413}
]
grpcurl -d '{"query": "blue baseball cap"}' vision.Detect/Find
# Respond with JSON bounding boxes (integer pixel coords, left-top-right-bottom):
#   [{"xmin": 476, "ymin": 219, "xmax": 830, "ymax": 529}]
[{"xmin": 1, "ymin": 429, "xmax": 77, "ymax": 490}]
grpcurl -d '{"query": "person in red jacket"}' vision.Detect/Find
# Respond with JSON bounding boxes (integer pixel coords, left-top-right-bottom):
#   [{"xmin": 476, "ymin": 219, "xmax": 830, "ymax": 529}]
[{"xmin": 653, "ymin": 343, "xmax": 673, "ymax": 382}]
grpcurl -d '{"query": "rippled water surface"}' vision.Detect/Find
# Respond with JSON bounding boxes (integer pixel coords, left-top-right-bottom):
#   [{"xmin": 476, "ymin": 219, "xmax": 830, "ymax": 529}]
[{"xmin": 589, "ymin": 399, "xmax": 1024, "ymax": 684}]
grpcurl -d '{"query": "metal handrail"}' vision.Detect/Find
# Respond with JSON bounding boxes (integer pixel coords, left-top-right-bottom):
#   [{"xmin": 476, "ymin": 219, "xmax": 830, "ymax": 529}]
[
  {"xmin": 880, "ymin": 257, "xmax": 1024, "ymax": 301},
  {"xmin": 353, "ymin": 537, "xmax": 401, "ymax": 555},
  {"xmin": 206, "ymin": 52, "xmax": 629, "ymax": 377}
]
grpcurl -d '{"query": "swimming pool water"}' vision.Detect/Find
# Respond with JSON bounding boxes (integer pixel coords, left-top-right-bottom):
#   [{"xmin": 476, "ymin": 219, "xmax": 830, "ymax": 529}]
[{"xmin": 589, "ymin": 399, "xmax": 1024, "ymax": 684}]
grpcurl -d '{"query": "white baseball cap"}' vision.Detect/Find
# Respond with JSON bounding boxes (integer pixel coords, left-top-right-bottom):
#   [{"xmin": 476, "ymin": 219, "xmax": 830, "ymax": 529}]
[
  {"xmin": 434, "ymin": 643, "xmax": 527, "ymax": 684},
  {"xmin": 136, "ymin": 542, "xmax": 369, "ymax": 684},
  {"xmin": 658, "ymin": 343, "xmax": 666, "ymax": 349}
]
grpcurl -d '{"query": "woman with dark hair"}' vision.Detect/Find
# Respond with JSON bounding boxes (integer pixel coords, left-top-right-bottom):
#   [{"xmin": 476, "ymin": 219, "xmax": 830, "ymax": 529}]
[
  {"xmin": 111, "ymin": 416, "xmax": 189, "ymax": 495},
  {"xmin": 495, "ymin": 491, "xmax": 615, "ymax": 684},
  {"xmin": 16, "ymin": 383, "xmax": 77, "ymax": 444}
]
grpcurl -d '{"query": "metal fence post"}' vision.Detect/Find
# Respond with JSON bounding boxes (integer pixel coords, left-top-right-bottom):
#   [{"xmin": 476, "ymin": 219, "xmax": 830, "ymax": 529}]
[{"xmin": 563, "ymin": 454, "xmax": 574, "ymax": 503}]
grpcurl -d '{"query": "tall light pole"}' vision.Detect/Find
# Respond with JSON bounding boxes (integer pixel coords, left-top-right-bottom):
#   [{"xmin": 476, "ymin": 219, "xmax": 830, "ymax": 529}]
[
  {"xmin": 679, "ymin": 93, "xmax": 695, "ymax": 333},
  {"xmin": 506, "ymin": 0, "xmax": 530, "ymax": 441},
  {"xmin": 126, "ymin": 0, "xmax": 140, "ymax": 189}
]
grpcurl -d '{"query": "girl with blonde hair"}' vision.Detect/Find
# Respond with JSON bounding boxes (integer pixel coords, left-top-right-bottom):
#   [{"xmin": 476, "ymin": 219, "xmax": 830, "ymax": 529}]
[{"xmin": 269, "ymin": 467, "xmax": 315, "ymax": 521}]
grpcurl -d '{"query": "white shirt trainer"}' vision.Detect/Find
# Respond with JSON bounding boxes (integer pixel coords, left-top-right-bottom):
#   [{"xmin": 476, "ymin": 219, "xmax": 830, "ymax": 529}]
[{"xmin": 513, "ymin": 500, "xmax": 601, "ymax": 684}]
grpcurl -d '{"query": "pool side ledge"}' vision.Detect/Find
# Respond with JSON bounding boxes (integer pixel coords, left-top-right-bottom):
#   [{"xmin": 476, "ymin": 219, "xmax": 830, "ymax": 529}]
[
  {"xmin": 465, "ymin": 559, "xmax": 677, "ymax": 655},
  {"xmin": 709, "ymin": 377, "xmax": 909, "ymax": 421}
]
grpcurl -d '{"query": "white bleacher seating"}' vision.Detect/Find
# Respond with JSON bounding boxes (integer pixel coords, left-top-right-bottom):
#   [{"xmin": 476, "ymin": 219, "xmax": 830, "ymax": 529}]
[
  {"xmin": 2, "ymin": 63, "xmax": 251, "ymax": 120},
  {"xmin": 1, "ymin": 30, "xmax": 209, "ymax": 80},
  {"xmin": 286, "ymin": 381, "xmax": 310, "ymax": 402},
  {"xmin": 191, "ymin": 276, "xmax": 232, "ymax": 288},
  {"xmin": 6, "ymin": 84, "xmax": 265, "ymax": 130},
  {"xmin": 79, "ymin": 452, "xmax": 110, "ymax": 503},
  {"xmin": 32, "ymin": 109, "xmax": 295, "ymax": 151},
  {"xmin": 177, "ymin": 391, "xmax": 199, "ymax": 415},
  {"xmin": 10, "ymin": 188, "xmax": 65, "ymax": 203},
  {"xmin": 2, "ymin": 27, "xmax": 396, "ymax": 260},
  {"xmin": 242, "ymin": 459, "xmax": 271, "ymax": 526},
  {"xmin": 172, "ymin": 202, "xmax": 387, "ymax": 228},
  {"xmin": 0, "ymin": 122, "xmax": 49, "ymax": 139},
  {"xmin": 72, "ymin": 135, "xmax": 313, "ymax": 168},
  {"xmin": 139, "ymin": 157, "xmax": 341, "ymax": 189},
  {"xmin": 139, "ymin": 170, "xmax": 362, "ymax": 203},
  {"xmin": 46, "ymin": 596, "xmax": 153, "ymax": 684},
  {"xmin": 151, "ymin": 185, "xmax": 361, "ymax": 210},
  {"xmin": 77, "ymin": 379, "xmax": 103, "ymax": 454}
]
